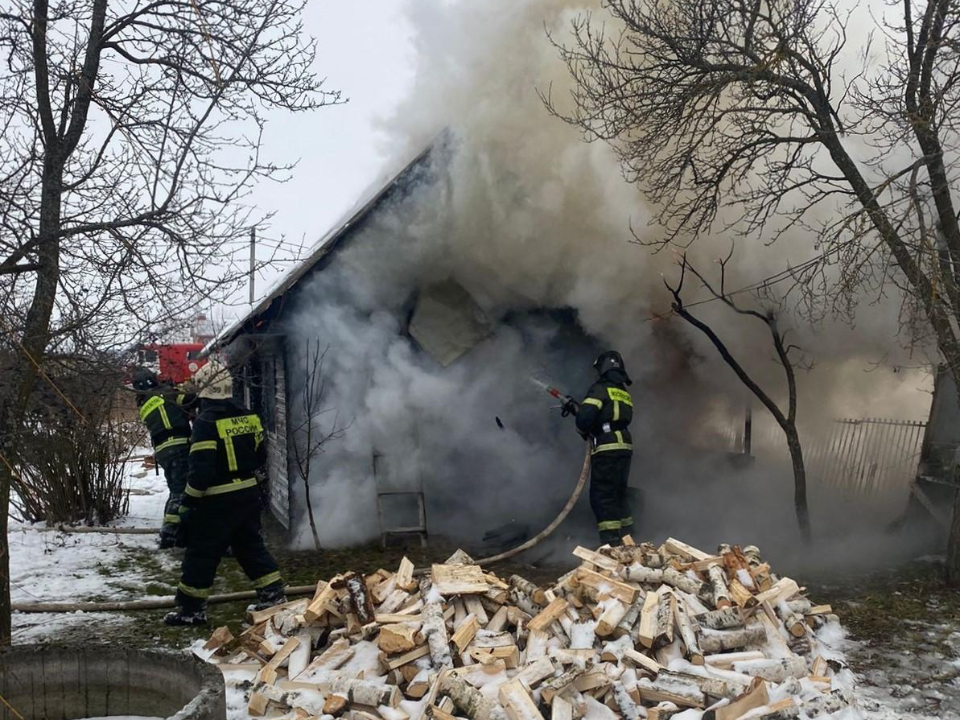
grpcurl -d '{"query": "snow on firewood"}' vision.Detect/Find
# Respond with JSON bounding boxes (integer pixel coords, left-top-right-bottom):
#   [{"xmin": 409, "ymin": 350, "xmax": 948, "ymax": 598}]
[{"xmin": 196, "ymin": 541, "xmax": 865, "ymax": 720}]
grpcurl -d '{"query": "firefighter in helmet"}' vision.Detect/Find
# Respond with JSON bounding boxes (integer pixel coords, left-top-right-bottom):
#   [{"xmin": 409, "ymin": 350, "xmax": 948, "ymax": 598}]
[
  {"xmin": 564, "ymin": 350, "xmax": 634, "ymax": 546},
  {"xmin": 165, "ymin": 359, "xmax": 285, "ymax": 626},
  {"xmin": 132, "ymin": 367, "xmax": 197, "ymax": 548}
]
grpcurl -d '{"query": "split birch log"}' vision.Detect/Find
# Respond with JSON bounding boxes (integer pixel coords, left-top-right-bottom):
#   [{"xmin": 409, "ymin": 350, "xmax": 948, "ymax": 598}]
[
  {"xmin": 379, "ymin": 622, "xmax": 423, "ymax": 655},
  {"xmin": 441, "ymin": 673, "xmax": 508, "ymax": 720},
  {"xmin": 329, "ymin": 677, "xmax": 402, "ymax": 708},
  {"xmin": 699, "ymin": 625, "xmax": 766, "ymax": 653},
  {"xmin": 707, "ymin": 565, "xmax": 732, "ymax": 609},
  {"xmin": 596, "ymin": 599, "xmax": 628, "ymax": 638},
  {"xmin": 420, "ymin": 577, "xmax": 454, "ymax": 670},
  {"xmin": 540, "ymin": 666, "xmax": 585, "ymax": 703},
  {"xmin": 551, "ymin": 696, "xmax": 573, "ymax": 720},
  {"xmin": 509, "ymin": 589, "xmax": 542, "ymax": 617},
  {"xmin": 615, "ymin": 595, "xmax": 646, "ymax": 639},
  {"xmin": 672, "ymin": 597, "xmax": 703, "ymax": 665},
  {"xmin": 715, "ymin": 679, "xmax": 769, "ymax": 720},
  {"xmin": 732, "ymin": 657, "xmax": 808, "ymax": 682},
  {"xmin": 509, "ymin": 575, "xmax": 547, "ymax": 606},
  {"xmin": 637, "ymin": 675, "xmax": 704, "ymax": 709},
  {"xmin": 639, "ymin": 590, "xmax": 675, "ymax": 649},
  {"xmin": 696, "ymin": 607, "xmax": 744, "ymax": 631},
  {"xmin": 613, "ymin": 682, "xmax": 642, "ymax": 720},
  {"xmin": 345, "ymin": 573, "xmax": 375, "ymax": 625},
  {"xmin": 524, "ymin": 629, "xmax": 550, "ymax": 664},
  {"xmin": 622, "ymin": 566, "xmax": 707, "ymax": 598},
  {"xmin": 498, "ymin": 679, "xmax": 545, "ymax": 720},
  {"xmin": 659, "ymin": 669, "xmax": 750, "ymax": 701},
  {"xmin": 703, "ymin": 650, "xmax": 765, "ymax": 669}
]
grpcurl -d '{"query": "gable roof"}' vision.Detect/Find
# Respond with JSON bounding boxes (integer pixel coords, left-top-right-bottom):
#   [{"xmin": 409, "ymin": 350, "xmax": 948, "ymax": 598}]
[{"xmin": 206, "ymin": 142, "xmax": 436, "ymax": 353}]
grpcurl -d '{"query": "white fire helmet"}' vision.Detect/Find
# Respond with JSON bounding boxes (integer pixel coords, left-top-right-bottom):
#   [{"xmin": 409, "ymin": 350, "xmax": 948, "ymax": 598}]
[{"xmin": 193, "ymin": 359, "xmax": 233, "ymax": 400}]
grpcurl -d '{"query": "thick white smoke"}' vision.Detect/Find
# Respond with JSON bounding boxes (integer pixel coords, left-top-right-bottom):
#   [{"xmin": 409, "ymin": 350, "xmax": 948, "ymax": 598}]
[{"xmin": 281, "ymin": 0, "xmax": 934, "ymax": 566}]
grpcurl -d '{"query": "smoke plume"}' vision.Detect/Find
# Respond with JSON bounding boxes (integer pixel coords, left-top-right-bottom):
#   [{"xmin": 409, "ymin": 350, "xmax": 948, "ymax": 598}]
[{"xmin": 280, "ymin": 0, "xmax": 934, "ymax": 569}]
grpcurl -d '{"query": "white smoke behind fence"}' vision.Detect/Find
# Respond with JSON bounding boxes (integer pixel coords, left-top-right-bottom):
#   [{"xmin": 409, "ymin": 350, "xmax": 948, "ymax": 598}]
[{"xmin": 279, "ymin": 0, "xmax": 935, "ymax": 569}]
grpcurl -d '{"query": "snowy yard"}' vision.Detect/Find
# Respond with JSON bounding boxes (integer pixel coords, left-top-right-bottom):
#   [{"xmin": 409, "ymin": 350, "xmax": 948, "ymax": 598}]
[{"xmin": 8, "ymin": 462, "xmax": 960, "ymax": 719}]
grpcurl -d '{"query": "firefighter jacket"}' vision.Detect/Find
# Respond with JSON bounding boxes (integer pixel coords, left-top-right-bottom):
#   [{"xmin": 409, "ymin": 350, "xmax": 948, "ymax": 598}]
[
  {"xmin": 137, "ymin": 388, "xmax": 198, "ymax": 461},
  {"xmin": 182, "ymin": 398, "xmax": 267, "ymax": 508},
  {"xmin": 575, "ymin": 369, "xmax": 633, "ymax": 455}
]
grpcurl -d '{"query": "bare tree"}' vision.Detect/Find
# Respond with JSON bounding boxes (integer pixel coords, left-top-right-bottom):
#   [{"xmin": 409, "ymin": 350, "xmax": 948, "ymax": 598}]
[
  {"xmin": 0, "ymin": 0, "xmax": 340, "ymax": 644},
  {"xmin": 549, "ymin": 0, "xmax": 960, "ymax": 582},
  {"xmin": 665, "ymin": 252, "xmax": 812, "ymax": 544},
  {"xmin": 291, "ymin": 340, "xmax": 345, "ymax": 551}
]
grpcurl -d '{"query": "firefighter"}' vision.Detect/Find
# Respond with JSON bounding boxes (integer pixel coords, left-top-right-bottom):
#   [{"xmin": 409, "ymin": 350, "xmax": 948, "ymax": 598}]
[
  {"xmin": 564, "ymin": 350, "xmax": 634, "ymax": 546},
  {"xmin": 132, "ymin": 368, "xmax": 197, "ymax": 549},
  {"xmin": 164, "ymin": 359, "xmax": 285, "ymax": 627}
]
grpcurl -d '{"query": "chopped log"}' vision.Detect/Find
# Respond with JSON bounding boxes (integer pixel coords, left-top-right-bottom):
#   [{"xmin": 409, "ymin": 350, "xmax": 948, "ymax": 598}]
[
  {"xmin": 572, "ymin": 546, "xmax": 620, "ymax": 573},
  {"xmin": 576, "ymin": 568, "xmax": 637, "ymax": 604},
  {"xmin": 379, "ymin": 622, "xmax": 423, "ymax": 655},
  {"xmin": 707, "ymin": 565, "xmax": 732, "ymax": 609},
  {"xmin": 382, "ymin": 644, "xmax": 430, "ymax": 671},
  {"xmin": 423, "ymin": 596, "xmax": 454, "ymax": 670},
  {"xmin": 727, "ymin": 577, "xmax": 757, "ymax": 608},
  {"xmin": 528, "ymin": 598, "xmax": 570, "ymax": 632},
  {"xmin": 499, "ymin": 679, "xmax": 546, "ymax": 720},
  {"xmin": 379, "ymin": 589, "xmax": 413, "ymax": 615},
  {"xmin": 715, "ymin": 679, "xmax": 769, "ymax": 720},
  {"xmin": 659, "ymin": 669, "xmax": 749, "ymax": 701},
  {"xmin": 304, "ymin": 580, "xmax": 338, "ymax": 623},
  {"xmin": 612, "ymin": 682, "xmax": 642, "ymax": 720},
  {"xmin": 432, "ymin": 564, "xmax": 489, "ymax": 595},
  {"xmin": 596, "ymin": 599, "xmax": 627, "ymax": 638},
  {"xmin": 524, "ymin": 629, "xmax": 550, "ymax": 663},
  {"xmin": 329, "ymin": 677, "xmax": 402, "ymax": 707},
  {"xmin": 487, "ymin": 605, "xmax": 510, "ymax": 632},
  {"xmin": 754, "ymin": 578, "xmax": 800, "ymax": 606},
  {"xmin": 637, "ymin": 590, "xmax": 661, "ymax": 649},
  {"xmin": 646, "ymin": 704, "xmax": 681, "ymax": 720},
  {"xmin": 540, "ymin": 666, "xmax": 585, "ymax": 704},
  {"xmin": 615, "ymin": 595, "xmax": 645, "ymax": 639},
  {"xmin": 811, "ymin": 655, "xmax": 828, "ymax": 677},
  {"xmin": 345, "ymin": 573, "xmax": 375, "ymax": 624},
  {"xmin": 248, "ymin": 692, "xmax": 270, "ymax": 717},
  {"xmin": 305, "ymin": 638, "xmax": 354, "ymax": 673},
  {"xmin": 452, "ymin": 613, "xmax": 480, "ymax": 652},
  {"xmin": 699, "ymin": 625, "xmax": 766, "ymax": 653},
  {"xmin": 639, "ymin": 590, "xmax": 674, "ymax": 649},
  {"xmin": 203, "ymin": 626, "xmax": 234, "ymax": 653},
  {"xmin": 551, "ymin": 696, "xmax": 573, "ymax": 720},
  {"xmin": 441, "ymin": 673, "xmax": 508, "ymax": 720},
  {"xmin": 445, "ymin": 548, "xmax": 477, "ymax": 565},
  {"xmin": 322, "ymin": 695, "xmax": 349, "ymax": 718},
  {"xmin": 510, "ymin": 588, "xmax": 543, "ymax": 617},
  {"xmin": 257, "ymin": 636, "xmax": 301, "ymax": 684},
  {"xmin": 464, "ymin": 595, "xmax": 490, "ymax": 625},
  {"xmin": 606, "ymin": 546, "xmax": 665, "ymax": 568},
  {"xmin": 622, "ymin": 565, "xmax": 708, "ymax": 598},
  {"xmin": 696, "ymin": 607, "xmax": 744, "ymax": 631},
  {"xmin": 377, "ymin": 613, "xmax": 423, "ymax": 624},
  {"xmin": 637, "ymin": 675, "xmax": 703, "ymax": 708},
  {"xmin": 672, "ymin": 597, "xmax": 702, "ymax": 665},
  {"xmin": 621, "ymin": 648, "xmax": 662, "ymax": 675},
  {"xmin": 515, "ymin": 656, "xmax": 561, "ymax": 690},
  {"xmin": 663, "ymin": 538, "xmax": 712, "ymax": 562},
  {"xmin": 396, "ymin": 557, "xmax": 417, "ymax": 591},
  {"xmin": 703, "ymin": 650, "xmax": 765, "ymax": 669},
  {"xmin": 733, "ymin": 657, "xmax": 808, "ymax": 682},
  {"xmin": 750, "ymin": 698, "xmax": 800, "ymax": 719},
  {"xmin": 510, "ymin": 575, "xmax": 548, "ymax": 606},
  {"xmin": 287, "ymin": 632, "xmax": 312, "ymax": 679}
]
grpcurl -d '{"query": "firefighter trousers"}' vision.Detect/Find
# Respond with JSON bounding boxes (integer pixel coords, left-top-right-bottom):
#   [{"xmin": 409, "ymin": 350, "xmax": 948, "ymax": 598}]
[
  {"xmin": 176, "ymin": 490, "xmax": 282, "ymax": 611},
  {"xmin": 589, "ymin": 451, "xmax": 633, "ymax": 545},
  {"xmin": 158, "ymin": 447, "xmax": 189, "ymax": 541}
]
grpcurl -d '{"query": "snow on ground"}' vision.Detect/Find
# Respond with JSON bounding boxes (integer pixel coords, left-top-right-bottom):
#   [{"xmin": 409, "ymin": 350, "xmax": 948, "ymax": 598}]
[
  {"xmin": 9, "ymin": 453, "xmax": 179, "ymax": 642},
  {"xmin": 9, "ymin": 454, "xmax": 957, "ymax": 718}
]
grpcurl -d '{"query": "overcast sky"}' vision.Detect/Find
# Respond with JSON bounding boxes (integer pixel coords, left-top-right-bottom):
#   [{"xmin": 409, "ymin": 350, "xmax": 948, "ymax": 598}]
[{"xmin": 228, "ymin": 0, "xmax": 416, "ymax": 319}]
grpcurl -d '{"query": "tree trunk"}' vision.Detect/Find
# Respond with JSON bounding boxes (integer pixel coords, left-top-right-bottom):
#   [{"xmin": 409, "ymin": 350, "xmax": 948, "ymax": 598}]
[
  {"xmin": 0, "ymin": 154, "xmax": 64, "ymax": 645},
  {"xmin": 784, "ymin": 427, "xmax": 811, "ymax": 545},
  {"xmin": 947, "ymin": 481, "xmax": 960, "ymax": 586}
]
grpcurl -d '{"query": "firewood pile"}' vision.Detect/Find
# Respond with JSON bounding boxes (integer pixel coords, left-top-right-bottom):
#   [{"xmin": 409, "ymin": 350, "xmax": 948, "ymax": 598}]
[{"xmin": 198, "ymin": 538, "xmax": 854, "ymax": 720}]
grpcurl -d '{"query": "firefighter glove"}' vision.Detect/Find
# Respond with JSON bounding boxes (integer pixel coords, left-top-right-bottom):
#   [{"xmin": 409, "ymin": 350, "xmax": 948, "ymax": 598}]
[{"xmin": 561, "ymin": 399, "xmax": 580, "ymax": 417}]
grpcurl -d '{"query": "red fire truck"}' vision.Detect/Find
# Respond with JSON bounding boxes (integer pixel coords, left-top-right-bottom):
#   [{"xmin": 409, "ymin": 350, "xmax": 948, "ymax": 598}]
[{"xmin": 136, "ymin": 343, "xmax": 208, "ymax": 384}]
